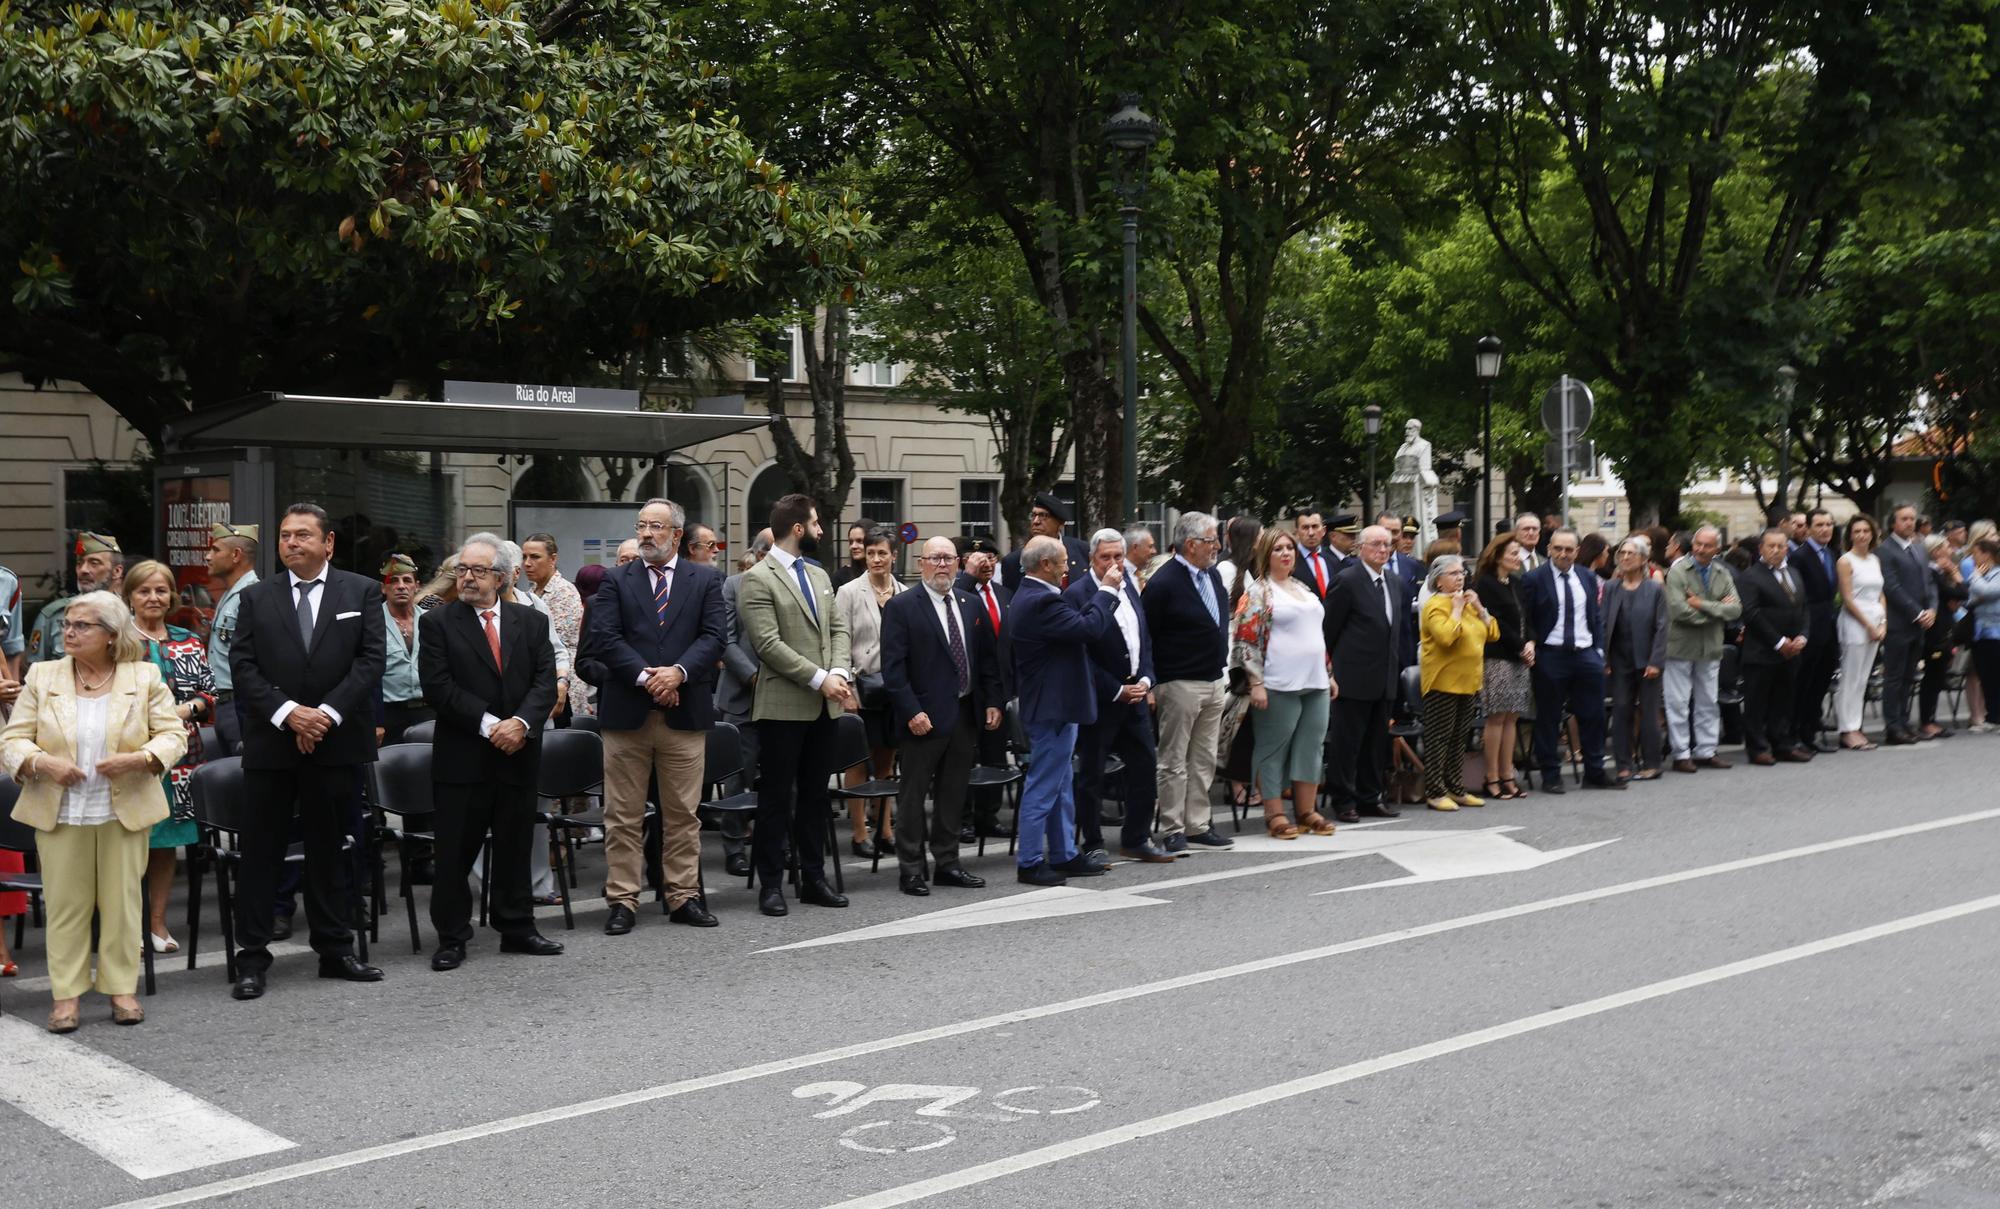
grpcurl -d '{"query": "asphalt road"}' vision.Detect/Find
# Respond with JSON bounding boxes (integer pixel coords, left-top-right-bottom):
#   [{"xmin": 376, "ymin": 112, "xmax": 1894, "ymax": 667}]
[{"xmin": 7, "ymin": 729, "xmax": 2000, "ymax": 1209}]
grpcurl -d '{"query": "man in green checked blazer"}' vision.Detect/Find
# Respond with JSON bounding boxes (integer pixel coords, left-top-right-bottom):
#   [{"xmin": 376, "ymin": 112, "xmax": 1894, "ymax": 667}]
[{"xmin": 738, "ymin": 492, "xmax": 858, "ymax": 918}]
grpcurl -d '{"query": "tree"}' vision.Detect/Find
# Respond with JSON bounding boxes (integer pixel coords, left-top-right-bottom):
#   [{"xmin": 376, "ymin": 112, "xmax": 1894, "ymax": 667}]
[
  {"xmin": 756, "ymin": 306, "xmax": 860, "ymax": 526},
  {"xmin": 0, "ymin": 1, "xmax": 867, "ymax": 447}
]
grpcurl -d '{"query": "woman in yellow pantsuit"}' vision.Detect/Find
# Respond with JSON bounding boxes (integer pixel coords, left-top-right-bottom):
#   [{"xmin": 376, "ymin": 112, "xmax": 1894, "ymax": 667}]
[{"xmin": 1, "ymin": 590, "xmax": 185, "ymax": 1033}]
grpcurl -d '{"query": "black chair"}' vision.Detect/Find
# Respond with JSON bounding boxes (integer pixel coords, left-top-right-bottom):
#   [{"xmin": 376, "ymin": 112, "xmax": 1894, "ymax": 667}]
[
  {"xmin": 195, "ymin": 724, "xmax": 220, "ymax": 760},
  {"xmin": 0, "ymin": 785, "xmax": 45, "ymax": 953},
  {"xmin": 401, "ymin": 718, "xmax": 438, "ymax": 746},
  {"xmin": 565, "ymin": 715, "xmax": 602, "ymax": 736},
  {"xmin": 697, "ymin": 723, "xmax": 761, "ymax": 892},
  {"xmin": 830, "ymin": 712, "xmax": 900, "ymax": 876},
  {"xmin": 367, "ymin": 743, "xmax": 435, "ymax": 953},
  {"xmin": 971, "ymin": 705, "xmax": 1028, "ymax": 857},
  {"xmin": 1384, "ymin": 665, "xmax": 1426, "ymax": 802},
  {"xmin": 537, "ymin": 728, "xmax": 604, "ymax": 930}
]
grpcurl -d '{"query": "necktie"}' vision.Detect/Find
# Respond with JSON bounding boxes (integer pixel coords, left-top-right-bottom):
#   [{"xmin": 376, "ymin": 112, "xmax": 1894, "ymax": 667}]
[
  {"xmin": 793, "ymin": 559, "xmax": 819, "ymax": 622},
  {"xmin": 1196, "ymin": 567, "xmax": 1219, "ymax": 625},
  {"xmin": 1560, "ymin": 571, "xmax": 1576, "ymax": 648},
  {"xmin": 945, "ymin": 596, "xmax": 969, "ymax": 696},
  {"xmin": 1311, "ymin": 550, "xmax": 1326, "ymax": 593},
  {"xmin": 1698, "ymin": 563, "xmax": 1712, "ymax": 593},
  {"xmin": 982, "ymin": 584, "xmax": 1001, "ymax": 635},
  {"xmin": 1375, "ymin": 574, "xmax": 1391, "ymax": 622},
  {"xmin": 1822, "ymin": 546, "xmax": 1834, "ymax": 584},
  {"xmin": 1779, "ymin": 566, "xmax": 1796, "ymax": 601},
  {"xmin": 296, "ymin": 580, "xmax": 319, "ymax": 649},
  {"xmin": 652, "ymin": 565, "xmax": 671, "ymax": 625},
  {"xmin": 481, "ymin": 609, "xmax": 502, "ymax": 670}
]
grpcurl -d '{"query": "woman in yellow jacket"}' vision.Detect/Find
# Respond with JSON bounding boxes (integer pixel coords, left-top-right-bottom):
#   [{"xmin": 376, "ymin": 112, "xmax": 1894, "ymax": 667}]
[
  {"xmin": 1419, "ymin": 557, "xmax": 1498, "ymax": 811},
  {"xmin": 1, "ymin": 590, "xmax": 185, "ymax": 1033}
]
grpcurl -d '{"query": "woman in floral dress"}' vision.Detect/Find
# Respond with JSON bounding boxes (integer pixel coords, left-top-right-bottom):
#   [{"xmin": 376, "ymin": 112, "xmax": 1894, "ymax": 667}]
[{"xmin": 123, "ymin": 561, "xmax": 215, "ymax": 953}]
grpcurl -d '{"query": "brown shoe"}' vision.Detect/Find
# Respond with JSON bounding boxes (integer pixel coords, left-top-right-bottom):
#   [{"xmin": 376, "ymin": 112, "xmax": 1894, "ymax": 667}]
[
  {"xmin": 1748, "ymin": 752, "xmax": 1776, "ymax": 766},
  {"xmin": 1777, "ymin": 748, "xmax": 1814, "ymax": 763},
  {"xmin": 1672, "ymin": 759, "xmax": 1700, "ymax": 773},
  {"xmin": 111, "ymin": 1001, "xmax": 145, "ymax": 1026},
  {"xmin": 1700, "ymin": 756, "xmax": 1731, "ymax": 769}
]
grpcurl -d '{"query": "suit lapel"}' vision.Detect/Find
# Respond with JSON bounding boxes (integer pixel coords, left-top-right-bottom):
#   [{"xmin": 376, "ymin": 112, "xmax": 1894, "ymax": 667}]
[{"xmin": 455, "ymin": 602, "xmax": 501, "ymax": 676}]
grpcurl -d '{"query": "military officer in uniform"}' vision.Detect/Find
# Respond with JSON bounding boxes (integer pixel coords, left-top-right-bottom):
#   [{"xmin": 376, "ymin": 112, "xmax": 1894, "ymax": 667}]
[
  {"xmin": 26, "ymin": 532, "xmax": 125, "ymax": 666},
  {"xmin": 0, "ymin": 560, "xmax": 22, "ymax": 714},
  {"xmin": 204, "ymin": 522, "xmax": 261, "ymax": 753}
]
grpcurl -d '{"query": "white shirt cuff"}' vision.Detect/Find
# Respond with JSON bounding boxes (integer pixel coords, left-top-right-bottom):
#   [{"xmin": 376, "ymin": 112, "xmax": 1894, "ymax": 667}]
[
  {"xmin": 319, "ymin": 703, "xmax": 342, "ymax": 727},
  {"xmin": 810, "ymin": 668, "xmax": 828, "ymax": 691},
  {"xmin": 1097, "ymin": 582, "xmax": 1118, "ymax": 595},
  {"xmin": 273, "ymin": 701, "xmax": 298, "ymax": 728},
  {"xmin": 636, "ymin": 670, "xmax": 652, "ymax": 686},
  {"xmin": 478, "ymin": 712, "xmax": 499, "ymax": 738}
]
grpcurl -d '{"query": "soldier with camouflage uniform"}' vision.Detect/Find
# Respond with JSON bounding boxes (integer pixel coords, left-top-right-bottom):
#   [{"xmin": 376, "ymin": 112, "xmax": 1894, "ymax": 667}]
[{"xmin": 26, "ymin": 532, "xmax": 125, "ymax": 666}]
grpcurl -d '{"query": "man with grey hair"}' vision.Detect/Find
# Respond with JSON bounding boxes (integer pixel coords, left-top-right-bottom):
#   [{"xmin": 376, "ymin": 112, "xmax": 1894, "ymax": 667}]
[
  {"xmin": 1143, "ymin": 511, "xmax": 1234, "ymax": 852},
  {"xmin": 1072, "ymin": 529, "xmax": 1170, "ymax": 863},
  {"xmin": 1121, "ymin": 526, "xmax": 1157, "ymax": 590},
  {"xmin": 1662, "ymin": 524, "xmax": 1741, "ymax": 771},
  {"xmin": 1323, "ymin": 524, "xmax": 1411, "ymax": 821}
]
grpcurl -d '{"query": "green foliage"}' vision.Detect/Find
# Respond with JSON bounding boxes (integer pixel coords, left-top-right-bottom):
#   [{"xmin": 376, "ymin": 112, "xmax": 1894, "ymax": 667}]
[{"xmin": 0, "ymin": 0, "xmax": 869, "ymax": 442}]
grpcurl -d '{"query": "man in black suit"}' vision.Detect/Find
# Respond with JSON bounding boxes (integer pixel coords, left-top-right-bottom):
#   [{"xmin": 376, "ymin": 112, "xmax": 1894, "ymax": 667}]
[
  {"xmin": 1786, "ymin": 508, "xmax": 1841, "ymax": 750},
  {"xmin": 1069, "ymin": 529, "xmax": 1172, "ymax": 865},
  {"xmin": 1517, "ymin": 529, "xmax": 1620, "ymax": 792},
  {"xmin": 1322, "ymin": 524, "xmax": 1409, "ymax": 823},
  {"xmin": 1737, "ymin": 529, "xmax": 1815, "ymax": 766},
  {"xmin": 880, "ymin": 537, "xmax": 1003, "ymax": 895},
  {"xmin": 419, "ymin": 534, "xmax": 564, "ymax": 969},
  {"xmin": 1878, "ymin": 503, "xmax": 1939, "ymax": 744},
  {"xmin": 226, "ymin": 503, "xmax": 386, "ymax": 999},
  {"xmin": 589, "ymin": 497, "xmax": 728, "ymax": 934},
  {"xmin": 1291, "ymin": 509, "xmax": 1335, "ymax": 600},
  {"xmin": 1000, "ymin": 493, "xmax": 1088, "ymax": 593},
  {"xmin": 955, "ymin": 537, "xmax": 1015, "ymax": 843}
]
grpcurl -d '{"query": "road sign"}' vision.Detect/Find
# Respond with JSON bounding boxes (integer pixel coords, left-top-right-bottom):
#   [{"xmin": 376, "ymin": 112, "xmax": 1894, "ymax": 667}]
[
  {"xmin": 1544, "ymin": 437, "xmax": 1594, "ymax": 476},
  {"xmin": 898, "ymin": 522, "xmax": 919, "ymax": 544},
  {"xmin": 1540, "ymin": 377, "xmax": 1594, "ymax": 436}
]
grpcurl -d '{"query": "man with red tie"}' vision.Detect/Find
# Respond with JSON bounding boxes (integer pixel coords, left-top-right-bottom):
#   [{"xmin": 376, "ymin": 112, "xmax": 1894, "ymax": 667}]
[
  {"xmin": 1291, "ymin": 509, "xmax": 1334, "ymax": 600},
  {"xmin": 955, "ymin": 538, "xmax": 1015, "ymax": 843}
]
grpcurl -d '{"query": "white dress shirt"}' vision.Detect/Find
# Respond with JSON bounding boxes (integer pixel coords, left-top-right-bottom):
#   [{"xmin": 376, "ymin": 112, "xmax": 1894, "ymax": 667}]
[
  {"xmin": 765, "ymin": 545, "xmax": 848, "ymax": 691},
  {"xmin": 469, "ymin": 604, "xmax": 528, "ymax": 737},
  {"xmin": 272, "ymin": 566, "xmax": 345, "ymax": 730},
  {"xmin": 1097, "ymin": 571, "xmax": 1147, "ymax": 690},
  {"xmin": 1543, "ymin": 565, "xmax": 1596, "ymax": 649}
]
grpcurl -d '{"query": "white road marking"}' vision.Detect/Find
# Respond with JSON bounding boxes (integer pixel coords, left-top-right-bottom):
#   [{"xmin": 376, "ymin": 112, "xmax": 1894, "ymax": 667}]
[
  {"xmin": 822, "ymin": 893, "xmax": 2000, "ymax": 1208},
  {"xmin": 765, "ymin": 826, "xmax": 1615, "ymax": 950},
  {"xmin": 0, "ymin": 1017, "xmax": 295, "ymax": 1180},
  {"xmin": 102, "ymin": 805, "xmax": 2000, "ymax": 1209}
]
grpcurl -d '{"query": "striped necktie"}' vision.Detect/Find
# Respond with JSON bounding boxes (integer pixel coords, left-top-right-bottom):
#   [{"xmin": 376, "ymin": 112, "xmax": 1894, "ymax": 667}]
[{"xmin": 652, "ymin": 565, "xmax": 671, "ymax": 625}]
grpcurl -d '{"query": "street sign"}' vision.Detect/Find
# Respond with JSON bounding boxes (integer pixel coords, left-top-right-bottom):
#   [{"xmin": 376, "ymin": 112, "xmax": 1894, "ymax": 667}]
[
  {"xmin": 898, "ymin": 522, "xmax": 920, "ymax": 544},
  {"xmin": 1544, "ymin": 437, "xmax": 1594, "ymax": 476},
  {"xmin": 1540, "ymin": 378, "xmax": 1594, "ymax": 436}
]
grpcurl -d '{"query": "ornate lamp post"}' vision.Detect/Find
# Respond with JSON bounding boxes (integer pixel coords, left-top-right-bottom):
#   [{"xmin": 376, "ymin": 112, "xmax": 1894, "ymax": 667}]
[
  {"xmin": 1363, "ymin": 404, "xmax": 1383, "ymax": 522},
  {"xmin": 1475, "ymin": 335, "xmax": 1504, "ymax": 539},
  {"xmin": 1103, "ymin": 94, "xmax": 1162, "ymax": 522}
]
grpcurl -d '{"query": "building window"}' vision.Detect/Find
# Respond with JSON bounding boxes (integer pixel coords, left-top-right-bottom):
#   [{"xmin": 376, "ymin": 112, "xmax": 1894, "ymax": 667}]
[
  {"xmin": 748, "ymin": 327, "xmax": 800, "ymax": 382},
  {"xmin": 860, "ymin": 477, "xmax": 905, "ymax": 573},
  {"xmin": 959, "ymin": 481, "xmax": 998, "ymax": 540}
]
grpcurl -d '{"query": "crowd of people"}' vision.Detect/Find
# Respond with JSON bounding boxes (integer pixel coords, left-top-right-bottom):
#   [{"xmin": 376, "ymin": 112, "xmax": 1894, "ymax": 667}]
[{"xmin": 1, "ymin": 492, "xmax": 1993, "ymax": 1034}]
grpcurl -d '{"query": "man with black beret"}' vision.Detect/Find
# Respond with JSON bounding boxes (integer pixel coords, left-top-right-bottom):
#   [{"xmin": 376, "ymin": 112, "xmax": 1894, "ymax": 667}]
[{"xmin": 1000, "ymin": 493, "xmax": 1089, "ymax": 593}]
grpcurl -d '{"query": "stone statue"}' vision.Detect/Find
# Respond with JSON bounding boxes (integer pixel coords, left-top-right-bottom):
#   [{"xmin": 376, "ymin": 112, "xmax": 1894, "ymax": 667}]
[{"xmin": 1386, "ymin": 418, "xmax": 1440, "ymax": 545}]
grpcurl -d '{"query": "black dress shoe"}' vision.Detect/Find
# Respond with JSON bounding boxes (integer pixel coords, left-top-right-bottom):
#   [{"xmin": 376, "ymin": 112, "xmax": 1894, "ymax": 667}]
[
  {"xmin": 270, "ymin": 915, "xmax": 294, "ymax": 942},
  {"xmin": 1583, "ymin": 776, "xmax": 1627, "ymax": 790},
  {"xmin": 318, "ymin": 955, "xmax": 384, "ymax": 982},
  {"xmin": 1357, "ymin": 801, "xmax": 1401, "ymax": 818},
  {"xmin": 431, "ymin": 944, "xmax": 466, "ymax": 971},
  {"xmin": 900, "ymin": 874, "xmax": 930, "ymax": 896},
  {"xmin": 500, "ymin": 932, "xmax": 565, "ymax": 955},
  {"xmin": 1332, "ymin": 808, "xmax": 1362, "ymax": 824},
  {"xmin": 1050, "ymin": 855, "xmax": 1106, "ymax": 877},
  {"xmin": 1540, "ymin": 778, "xmax": 1568, "ymax": 794},
  {"xmin": 759, "ymin": 886, "xmax": 788, "ymax": 916},
  {"xmin": 1779, "ymin": 747, "xmax": 1814, "ymax": 763},
  {"xmin": 933, "ymin": 864, "xmax": 986, "ymax": 888},
  {"xmin": 958, "ymin": 824, "xmax": 977, "ymax": 845},
  {"xmin": 1017, "ymin": 862, "xmax": 1067, "ymax": 887},
  {"xmin": 980, "ymin": 823, "xmax": 1016, "ymax": 839},
  {"xmin": 408, "ymin": 858, "xmax": 436, "ymax": 887},
  {"xmin": 603, "ymin": 903, "xmax": 637, "ymax": 936},
  {"xmin": 799, "ymin": 880, "xmax": 849, "ymax": 908},
  {"xmin": 668, "ymin": 900, "xmax": 719, "ymax": 928},
  {"xmin": 230, "ymin": 971, "xmax": 266, "ymax": 1000},
  {"xmin": 724, "ymin": 853, "xmax": 752, "ymax": 878},
  {"xmin": 1118, "ymin": 841, "xmax": 1176, "ymax": 864},
  {"xmin": 851, "ymin": 838, "xmax": 880, "ymax": 859},
  {"xmin": 1078, "ymin": 847, "xmax": 1114, "ymax": 869}
]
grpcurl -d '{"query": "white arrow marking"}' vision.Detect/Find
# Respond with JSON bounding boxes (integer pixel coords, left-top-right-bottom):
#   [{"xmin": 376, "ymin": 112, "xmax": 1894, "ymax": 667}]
[
  {"xmin": 760, "ymin": 825, "xmax": 1615, "ymax": 950},
  {"xmin": 0, "ymin": 1017, "xmax": 295, "ymax": 1179}
]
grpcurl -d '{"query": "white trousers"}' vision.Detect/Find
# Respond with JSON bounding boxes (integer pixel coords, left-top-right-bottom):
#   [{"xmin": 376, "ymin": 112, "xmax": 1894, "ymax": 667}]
[{"xmin": 1662, "ymin": 658, "xmax": 1720, "ymax": 760}]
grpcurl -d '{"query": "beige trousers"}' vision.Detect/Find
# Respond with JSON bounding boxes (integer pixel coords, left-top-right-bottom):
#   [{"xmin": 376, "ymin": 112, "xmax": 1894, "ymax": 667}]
[
  {"xmin": 601, "ymin": 714, "xmax": 705, "ymax": 909},
  {"xmin": 38, "ymin": 820, "xmax": 147, "ymax": 999},
  {"xmin": 1154, "ymin": 677, "xmax": 1227, "ymax": 836}
]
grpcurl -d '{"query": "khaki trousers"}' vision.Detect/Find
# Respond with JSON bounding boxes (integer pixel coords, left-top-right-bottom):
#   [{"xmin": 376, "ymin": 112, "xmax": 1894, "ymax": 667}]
[
  {"xmin": 602, "ymin": 714, "xmax": 705, "ymax": 910},
  {"xmin": 1154, "ymin": 677, "xmax": 1226, "ymax": 837},
  {"xmin": 37, "ymin": 820, "xmax": 147, "ymax": 999}
]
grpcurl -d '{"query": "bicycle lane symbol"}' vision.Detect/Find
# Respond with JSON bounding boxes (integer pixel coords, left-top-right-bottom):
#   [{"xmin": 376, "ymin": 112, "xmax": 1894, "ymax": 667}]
[{"xmin": 793, "ymin": 1081, "xmax": 1104, "ymax": 1155}]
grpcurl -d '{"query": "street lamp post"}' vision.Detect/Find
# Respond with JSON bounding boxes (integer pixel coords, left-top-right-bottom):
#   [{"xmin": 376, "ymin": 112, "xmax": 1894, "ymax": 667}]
[
  {"xmin": 1103, "ymin": 94, "xmax": 1162, "ymax": 523},
  {"xmin": 1363, "ymin": 404, "xmax": 1383, "ymax": 522},
  {"xmin": 1475, "ymin": 335, "xmax": 1504, "ymax": 541},
  {"xmin": 1773, "ymin": 365, "xmax": 1798, "ymax": 522}
]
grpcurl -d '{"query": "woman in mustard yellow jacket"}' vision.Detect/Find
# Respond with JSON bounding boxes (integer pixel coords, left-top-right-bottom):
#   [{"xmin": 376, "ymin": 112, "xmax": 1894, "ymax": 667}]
[
  {"xmin": 1, "ymin": 591, "xmax": 185, "ymax": 1033},
  {"xmin": 1419, "ymin": 557, "xmax": 1498, "ymax": 811}
]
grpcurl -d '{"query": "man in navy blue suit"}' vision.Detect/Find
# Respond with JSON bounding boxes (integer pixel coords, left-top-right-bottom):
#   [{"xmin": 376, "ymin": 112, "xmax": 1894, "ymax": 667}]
[
  {"xmin": 1069, "ymin": 529, "xmax": 1173, "ymax": 866},
  {"xmin": 881, "ymin": 537, "xmax": 1004, "ymax": 895},
  {"xmin": 1786, "ymin": 508, "xmax": 1841, "ymax": 750},
  {"xmin": 1517, "ymin": 529, "xmax": 1620, "ymax": 792},
  {"xmin": 590, "ymin": 497, "xmax": 728, "ymax": 933},
  {"xmin": 1009, "ymin": 535, "xmax": 1122, "ymax": 886}
]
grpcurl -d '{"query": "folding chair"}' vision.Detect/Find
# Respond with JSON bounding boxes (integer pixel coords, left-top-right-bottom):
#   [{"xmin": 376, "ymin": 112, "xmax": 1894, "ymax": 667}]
[
  {"xmin": 367, "ymin": 743, "xmax": 435, "ymax": 953},
  {"xmin": 970, "ymin": 705, "xmax": 1027, "ymax": 857},
  {"xmin": 1386, "ymin": 666, "xmax": 1427, "ymax": 804},
  {"xmin": 401, "ymin": 718, "xmax": 438, "ymax": 746},
  {"xmin": 697, "ymin": 723, "xmax": 761, "ymax": 892},
  {"xmin": 830, "ymin": 712, "xmax": 901, "ymax": 875},
  {"xmin": 0, "ymin": 793, "xmax": 45, "ymax": 957},
  {"xmin": 537, "ymin": 728, "xmax": 604, "ymax": 930}
]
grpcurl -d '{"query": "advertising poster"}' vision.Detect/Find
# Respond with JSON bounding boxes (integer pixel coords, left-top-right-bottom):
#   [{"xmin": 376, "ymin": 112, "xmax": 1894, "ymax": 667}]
[{"xmin": 160, "ymin": 474, "xmax": 233, "ymax": 637}]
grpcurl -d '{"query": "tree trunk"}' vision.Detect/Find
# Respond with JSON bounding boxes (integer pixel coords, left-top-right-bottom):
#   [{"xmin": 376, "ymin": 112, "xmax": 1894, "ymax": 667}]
[{"xmin": 762, "ymin": 305, "xmax": 857, "ymax": 526}]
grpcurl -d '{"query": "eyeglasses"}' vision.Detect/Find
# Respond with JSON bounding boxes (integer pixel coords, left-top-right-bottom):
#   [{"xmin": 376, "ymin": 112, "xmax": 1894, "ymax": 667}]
[
  {"xmin": 635, "ymin": 521, "xmax": 676, "ymax": 535},
  {"xmin": 919, "ymin": 554, "xmax": 957, "ymax": 565},
  {"xmin": 1185, "ymin": 535, "xmax": 1219, "ymax": 546},
  {"xmin": 457, "ymin": 564, "xmax": 497, "ymax": 579},
  {"xmin": 60, "ymin": 619, "xmax": 109, "ymax": 634}
]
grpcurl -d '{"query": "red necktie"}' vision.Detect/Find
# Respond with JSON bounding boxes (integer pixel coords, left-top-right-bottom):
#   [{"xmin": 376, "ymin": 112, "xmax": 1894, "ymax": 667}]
[
  {"xmin": 983, "ymin": 584, "xmax": 1001, "ymax": 634},
  {"xmin": 480, "ymin": 609, "xmax": 502, "ymax": 670},
  {"xmin": 1312, "ymin": 550, "xmax": 1326, "ymax": 593}
]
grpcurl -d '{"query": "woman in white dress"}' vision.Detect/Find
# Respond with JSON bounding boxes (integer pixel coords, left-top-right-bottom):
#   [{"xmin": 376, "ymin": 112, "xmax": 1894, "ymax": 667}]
[{"xmin": 1834, "ymin": 514, "xmax": 1888, "ymax": 749}]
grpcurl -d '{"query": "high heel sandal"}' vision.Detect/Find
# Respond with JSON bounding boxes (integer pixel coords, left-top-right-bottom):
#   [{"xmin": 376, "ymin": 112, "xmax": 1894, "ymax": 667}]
[
  {"xmin": 1500, "ymin": 778, "xmax": 1526, "ymax": 799},
  {"xmin": 0, "ymin": 960, "xmax": 17, "ymax": 977},
  {"xmin": 1296, "ymin": 811, "xmax": 1336, "ymax": 836},
  {"xmin": 1483, "ymin": 780, "xmax": 1510, "ymax": 801},
  {"xmin": 1264, "ymin": 814, "xmax": 1300, "ymax": 840}
]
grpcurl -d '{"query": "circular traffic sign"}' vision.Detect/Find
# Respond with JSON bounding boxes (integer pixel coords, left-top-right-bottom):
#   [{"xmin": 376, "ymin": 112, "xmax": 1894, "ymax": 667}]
[
  {"xmin": 1540, "ymin": 378, "xmax": 1594, "ymax": 436},
  {"xmin": 898, "ymin": 522, "xmax": 920, "ymax": 544}
]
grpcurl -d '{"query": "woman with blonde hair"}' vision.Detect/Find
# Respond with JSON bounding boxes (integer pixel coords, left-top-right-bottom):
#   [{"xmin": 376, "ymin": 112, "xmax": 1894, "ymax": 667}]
[
  {"xmin": 121, "ymin": 560, "xmax": 215, "ymax": 954},
  {"xmin": 1230, "ymin": 528, "xmax": 1334, "ymax": 838},
  {"xmin": 1, "ymin": 590, "xmax": 185, "ymax": 1032}
]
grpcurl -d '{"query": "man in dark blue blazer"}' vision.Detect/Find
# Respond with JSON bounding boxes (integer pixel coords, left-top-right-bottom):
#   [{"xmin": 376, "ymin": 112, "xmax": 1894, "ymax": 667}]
[
  {"xmin": 1009, "ymin": 535, "xmax": 1122, "ymax": 886},
  {"xmin": 955, "ymin": 538, "xmax": 1015, "ymax": 841},
  {"xmin": 1321, "ymin": 525, "xmax": 1409, "ymax": 822},
  {"xmin": 881, "ymin": 537, "xmax": 1005, "ymax": 895},
  {"xmin": 1786, "ymin": 508, "xmax": 1841, "ymax": 749},
  {"xmin": 1068, "ymin": 529, "xmax": 1173, "ymax": 865},
  {"xmin": 589, "ymin": 498, "xmax": 728, "ymax": 933},
  {"xmin": 1143, "ymin": 512, "xmax": 1235, "ymax": 852},
  {"xmin": 1381, "ymin": 513, "xmax": 1427, "ymax": 675},
  {"xmin": 1517, "ymin": 529, "xmax": 1618, "ymax": 791}
]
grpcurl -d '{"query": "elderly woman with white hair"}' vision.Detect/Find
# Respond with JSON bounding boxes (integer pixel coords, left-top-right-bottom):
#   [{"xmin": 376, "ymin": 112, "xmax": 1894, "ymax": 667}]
[
  {"xmin": 1, "ymin": 590, "xmax": 185, "ymax": 1032},
  {"xmin": 1602, "ymin": 533, "xmax": 1670, "ymax": 781},
  {"xmin": 1418, "ymin": 555, "xmax": 1496, "ymax": 810}
]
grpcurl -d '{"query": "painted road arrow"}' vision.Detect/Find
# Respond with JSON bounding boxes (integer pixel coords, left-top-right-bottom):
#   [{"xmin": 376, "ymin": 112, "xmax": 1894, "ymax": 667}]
[{"xmin": 760, "ymin": 824, "xmax": 1616, "ymax": 952}]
